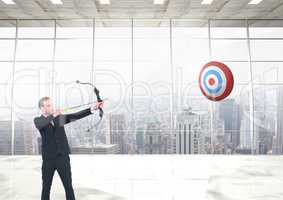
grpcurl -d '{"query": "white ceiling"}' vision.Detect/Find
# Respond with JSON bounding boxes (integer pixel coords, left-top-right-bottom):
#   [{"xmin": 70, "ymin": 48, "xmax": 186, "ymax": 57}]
[{"xmin": 0, "ymin": 0, "xmax": 283, "ymax": 20}]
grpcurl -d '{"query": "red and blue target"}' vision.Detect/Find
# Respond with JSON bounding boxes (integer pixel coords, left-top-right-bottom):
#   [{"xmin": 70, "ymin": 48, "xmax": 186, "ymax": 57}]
[{"xmin": 199, "ymin": 61, "xmax": 234, "ymax": 101}]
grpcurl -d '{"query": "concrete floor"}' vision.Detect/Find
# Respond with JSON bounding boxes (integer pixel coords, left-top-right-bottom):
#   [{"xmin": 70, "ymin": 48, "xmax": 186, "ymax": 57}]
[{"xmin": 0, "ymin": 155, "xmax": 283, "ymax": 200}]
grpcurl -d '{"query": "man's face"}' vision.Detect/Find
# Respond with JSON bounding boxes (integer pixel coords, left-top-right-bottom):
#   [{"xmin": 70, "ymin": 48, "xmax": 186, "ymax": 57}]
[{"xmin": 40, "ymin": 99, "xmax": 54, "ymax": 115}]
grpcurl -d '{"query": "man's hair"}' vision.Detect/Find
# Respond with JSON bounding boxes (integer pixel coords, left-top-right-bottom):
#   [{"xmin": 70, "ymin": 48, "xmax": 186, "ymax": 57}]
[{"xmin": 38, "ymin": 97, "xmax": 50, "ymax": 108}]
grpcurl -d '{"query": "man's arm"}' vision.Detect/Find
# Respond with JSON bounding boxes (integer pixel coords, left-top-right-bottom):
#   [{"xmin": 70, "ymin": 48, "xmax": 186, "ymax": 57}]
[
  {"xmin": 59, "ymin": 108, "xmax": 92, "ymax": 125},
  {"xmin": 34, "ymin": 115, "xmax": 54, "ymax": 130}
]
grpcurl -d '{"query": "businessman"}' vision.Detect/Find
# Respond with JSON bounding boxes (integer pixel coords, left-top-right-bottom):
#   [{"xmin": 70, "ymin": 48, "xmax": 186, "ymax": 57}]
[{"xmin": 34, "ymin": 97, "xmax": 103, "ymax": 200}]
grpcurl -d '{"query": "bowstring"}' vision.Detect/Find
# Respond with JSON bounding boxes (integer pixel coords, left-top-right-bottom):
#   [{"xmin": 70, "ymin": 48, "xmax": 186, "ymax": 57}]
[{"xmin": 73, "ymin": 80, "xmax": 105, "ymax": 133}]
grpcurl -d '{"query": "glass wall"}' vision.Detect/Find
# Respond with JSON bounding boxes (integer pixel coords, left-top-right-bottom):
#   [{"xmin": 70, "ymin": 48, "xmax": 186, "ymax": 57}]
[
  {"xmin": 0, "ymin": 20, "xmax": 15, "ymax": 155},
  {"xmin": 0, "ymin": 19, "xmax": 282, "ymax": 155}
]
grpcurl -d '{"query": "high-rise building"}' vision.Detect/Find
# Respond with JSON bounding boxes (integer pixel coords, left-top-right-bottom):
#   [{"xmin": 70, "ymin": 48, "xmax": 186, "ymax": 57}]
[
  {"xmin": 273, "ymin": 86, "xmax": 283, "ymax": 154},
  {"xmin": 254, "ymin": 111, "xmax": 273, "ymax": 155},
  {"xmin": 240, "ymin": 111, "xmax": 252, "ymax": 150},
  {"xmin": 0, "ymin": 121, "xmax": 11, "ymax": 155},
  {"xmin": 175, "ymin": 108, "xmax": 205, "ymax": 154},
  {"xmin": 107, "ymin": 114, "xmax": 127, "ymax": 154},
  {"xmin": 22, "ymin": 121, "xmax": 34, "ymax": 155},
  {"xmin": 218, "ymin": 99, "xmax": 241, "ymax": 153},
  {"xmin": 0, "ymin": 120, "xmax": 33, "ymax": 155},
  {"xmin": 200, "ymin": 112, "xmax": 225, "ymax": 154},
  {"xmin": 144, "ymin": 121, "xmax": 169, "ymax": 154},
  {"xmin": 240, "ymin": 109, "xmax": 273, "ymax": 154},
  {"xmin": 136, "ymin": 127, "xmax": 145, "ymax": 154}
]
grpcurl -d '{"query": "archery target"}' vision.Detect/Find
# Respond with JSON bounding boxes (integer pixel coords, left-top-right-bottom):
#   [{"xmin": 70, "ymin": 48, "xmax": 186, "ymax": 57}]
[{"xmin": 199, "ymin": 61, "xmax": 234, "ymax": 101}]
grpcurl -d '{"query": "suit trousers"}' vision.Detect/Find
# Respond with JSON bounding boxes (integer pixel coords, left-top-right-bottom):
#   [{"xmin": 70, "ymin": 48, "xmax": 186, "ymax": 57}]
[{"xmin": 41, "ymin": 154, "xmax": 75, "ymax": 200}]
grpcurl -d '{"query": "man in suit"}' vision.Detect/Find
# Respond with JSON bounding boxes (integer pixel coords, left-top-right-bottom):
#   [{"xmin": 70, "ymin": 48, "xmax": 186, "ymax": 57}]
[{"xmin": 34, "ymin": 96, "xmax": 103, "ymax": 200}]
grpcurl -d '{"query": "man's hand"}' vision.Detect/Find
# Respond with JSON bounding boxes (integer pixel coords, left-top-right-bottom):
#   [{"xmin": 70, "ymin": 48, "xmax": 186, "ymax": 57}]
[
  {"xmin": 96, "ymin": 102, "xmax": 104, "ymax": 109},
  {"xmin": 52, "ymin": 110, "xmax": 62, "ymax": 118},
  {"xmin": 91, "ymin": 102, "xmax": 103, "ymax": 113}
]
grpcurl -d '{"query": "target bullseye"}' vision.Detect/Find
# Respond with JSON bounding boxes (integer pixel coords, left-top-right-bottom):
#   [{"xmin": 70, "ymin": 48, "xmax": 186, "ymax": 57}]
[
  {"xmin": 199, "ymin": 61, "xmax": 234, "ymax": 101},
  {"xmin": 208, "ymin": 78, "xmax": 215, "ymax": 86}
]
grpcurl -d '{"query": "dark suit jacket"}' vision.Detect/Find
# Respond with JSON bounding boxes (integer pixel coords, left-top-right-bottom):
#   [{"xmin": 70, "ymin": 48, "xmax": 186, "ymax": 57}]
[{"xmin": 34, "ymin": 108, "xmax": 92, "ymax": 160}]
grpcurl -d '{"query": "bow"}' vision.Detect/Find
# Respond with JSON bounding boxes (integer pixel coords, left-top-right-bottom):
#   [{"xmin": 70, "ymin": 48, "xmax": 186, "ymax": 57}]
[{"xmin": 74, "ymin": 80, "xmax": 104, "ymax": 131}]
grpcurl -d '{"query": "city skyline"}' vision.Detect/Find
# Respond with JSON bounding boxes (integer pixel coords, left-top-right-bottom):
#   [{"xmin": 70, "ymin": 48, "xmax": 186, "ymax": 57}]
[{"xmin": 1, "ymin": 91, "xmax": 281, "ymax": 155}]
